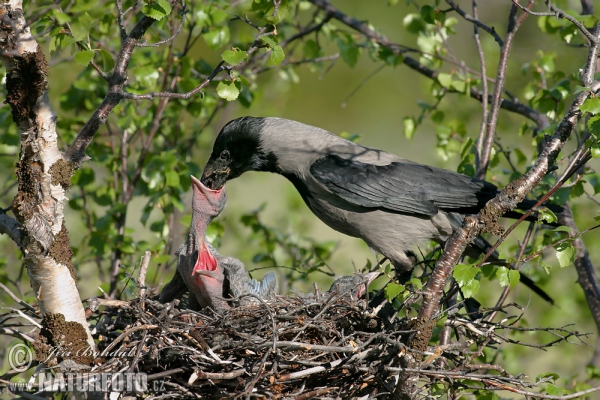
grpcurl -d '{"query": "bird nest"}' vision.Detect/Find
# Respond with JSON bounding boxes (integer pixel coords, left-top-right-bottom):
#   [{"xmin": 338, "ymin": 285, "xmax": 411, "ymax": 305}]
[
  {"xmin": 82, "ymin": 292, "xmax": 410, "ymax": 399},
  {"xmin": 73, "ymin": 289, "xmax": 592, "ymax": 400},
  {"xmin": 3, "ymin": 287, "xmax": 593, "ymax": 399}
]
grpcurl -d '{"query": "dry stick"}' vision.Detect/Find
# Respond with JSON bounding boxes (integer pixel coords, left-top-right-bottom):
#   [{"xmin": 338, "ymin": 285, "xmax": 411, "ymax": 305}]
[
  {"xmin": 0, "ymin": 327, "xmax": 35, "ymax": 343},
  {"xmin": 193, "ymin": 369, "xmax": 246, "ymax": 380},
  {"xmin": 277, "ymin": 358, "xmax": 344, "ymax": 381},
  {"xmin": 295, "ymin": 388, "xmax": 338, "ymax": 400},
  {"xmin": 0, "ymin": 283, "xmax": 36, "ymax": 313},
  {"xmin": 100, "ymin": 324, "xmax": 159, "ymax": 356},
  {"xmin": 4, "ymin": 307, "xmax": 42, "ymax": 328},
  {"xmin": 138, "ymin": 250, "xmax": 151, "ymax": 299}
]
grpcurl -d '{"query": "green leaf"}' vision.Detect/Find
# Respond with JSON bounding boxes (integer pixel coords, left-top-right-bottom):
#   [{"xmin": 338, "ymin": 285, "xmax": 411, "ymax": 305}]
[
  {"xmin": 580, "ymin": 97, "xmax": 600, "ymax": 114},
  {"xmin": 142, "ymin": 0, "xmax": 172, "ymax": 20},
  {"xmin": 70, "ymin": 12, "xmax": 95, "ymax": 41},
  {"xmin": 403, "ymin": 116, "xmax": 416, "ymax": 139},
  {"xmin": 420, "ymin": 5, "xmax": 436, "ymax": 24},
  {"xmin": 590, "ymin": 142, "xmax": 600, "ymax": 158},
  {"xmin": 164, "ymin": 170, "xmax": 180, "ymax": 187},
  {"xmin": 74, "ymin": 50, "xmax": 95, "ymax": 66},
  {"xmin": 403, "ymin": 13, "xmax": 426, "ymax": 34},
  {"xmin": 496, "ymin": 266, "xmax": 510, "ymax": 287},
  {"xmin": 204, "ymin": 27, "xmax": 230, "ymax": 49},
  {"xmin": 453, "ymin": 264, "xmax": 480, "ymax": 298},
  {"xmin": 303, "ymin": 39, "xmax": 321, "ymax": 59},
  {"xmin": 384, "ymin": 282, "xmax": 405, "ymax": 301},
  {"xmin": 538, "ymin": 207, "xmax": 557, "ymax": 224},
  {"xmin": 588, "ymin": 115, "xmax": 600, "ymax": 135},
  {"xmin": 545, "ymin": 384, "xmax": 567, "ymax": 396},
  {"xmin": 437, "ymin": 73, "xmax": 452, "ymax": 88},
  {"xmin": 50, "ymin": 33, "xmax": 76, "ymax": 55},
  {"xmin": 508, "ymin": 270, "xmax": 520, "ymax": 289},
  {"xmin": 157, "ymin": 0, "xmax": 173, "ymax": 14},
  {"xmin": 555, "ymin": 242, "xmax": 575, "ymax": 268},
  {"xmin": 216, "ymin": 81, "xmax": 240, "ymax": 101},
  {"xmin": 100, "ymin": 49, "xmax": 115, "ymax": 71},
  {"xmin": 553, "ymin": 226, "xmax": 572, "ymax": 233},
  {"xmin": 536, "ymin": 372, "xmax": 559, "ymax": 383},
  {"xmin": 337, "ymin": 35, "xmax": 360, "ymax": 68},
  {"xmin": 571, "ymin": 181, "xmax": 584, "ymax": 197},
  {"xmin": 261, "ymin": 36, "xmax": 285, "ymax": 65},
  {"xmin": 52, "ymin": 10, "xmax": 71, "ymax": 24},
  {"xmin": 573, "ymin": 85, "xmax": 590, "ymax": 95},
  {"xmin": 378, "ymin": 46, "xmax": 403, "ymax": 66},
  {"xmin": 221, "ymin": 49, "xmax": 247, "ymax": 66},
  {"xmin": 451, "ymin": 79, "xmax": 466, "ymax": 92}
]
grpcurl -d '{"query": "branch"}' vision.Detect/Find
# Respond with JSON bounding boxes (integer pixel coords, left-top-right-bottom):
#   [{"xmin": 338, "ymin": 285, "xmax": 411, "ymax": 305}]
[
  {"xmin": 65, "ymin": 0, "xmax": 181, "ymax": 166},
  {"xmin": 307, "ymin": 0, "xmax": 548, "ymax": 128},
  {"xmin": 0, "ymin": 211, "xmax": 22, "ymax": 247},
  {"xmin": 512, "ymin": 0, "xmax": 598, "ymax": 44},
  {"xmin": 476, "ymin": 4, "xmax": 528, "ymax": 179},
  {"xmin": 120, "ymin": 62, "xmax": 228, "ymax": 100},
  {"xmin": 400, "ymin": 21, "xmax": 600, "ymax": 396},
  {"xmin": 445, "ymin": 0, "xmax": 503, "ymax": 45},
  {"xmin": 560, "ymin": 206, "xmax": 600, "ymax": 335}
]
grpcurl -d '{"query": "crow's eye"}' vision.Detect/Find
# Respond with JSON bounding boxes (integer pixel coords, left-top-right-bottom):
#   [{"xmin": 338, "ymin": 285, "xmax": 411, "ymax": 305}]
[{"xmin": 220, "ymin": 150, "xmax": 230, "ymax": 161}]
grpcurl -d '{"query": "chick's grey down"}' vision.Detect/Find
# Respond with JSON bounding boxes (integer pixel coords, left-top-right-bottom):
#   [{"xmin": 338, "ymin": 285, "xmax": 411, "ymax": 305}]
[{"xmin": 200, "ymin": 117, "xmax": 535, "ymax": 273}]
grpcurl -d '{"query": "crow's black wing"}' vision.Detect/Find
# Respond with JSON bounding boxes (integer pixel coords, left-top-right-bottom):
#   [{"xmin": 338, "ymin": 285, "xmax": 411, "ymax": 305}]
[{"xmin": 310, "ymin": 154, "xmax": 498, "ymax": 216}]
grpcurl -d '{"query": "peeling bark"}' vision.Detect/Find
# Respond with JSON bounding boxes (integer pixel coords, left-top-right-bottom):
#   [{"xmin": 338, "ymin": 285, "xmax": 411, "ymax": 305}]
[{"xmin": 0, "ymin": 0, "xmax": 94, "ymax": 353}]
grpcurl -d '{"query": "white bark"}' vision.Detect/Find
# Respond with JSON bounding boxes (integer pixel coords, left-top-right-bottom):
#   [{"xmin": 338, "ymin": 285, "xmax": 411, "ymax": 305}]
[{"xmin": 0, "ymin": 0, "xmax": 94, "ymax": 351}]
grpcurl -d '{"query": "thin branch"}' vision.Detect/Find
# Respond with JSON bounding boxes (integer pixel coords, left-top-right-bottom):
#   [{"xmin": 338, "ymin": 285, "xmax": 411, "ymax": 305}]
[
  {"xmin": 120, "ymin": 62, "xmax": 227, "ymax": 100},
  {"xmin": 472, "ymin": 0, "xmax": 489, "ymax": 167},
  {"xmin": 0, "ymin": 211, "xmax": 22, "ymax": 247},
  {"xmin": 446, "ymin": 0, "xmax": 503, "ymax": 45},
  {"xmin": 137, "ymin": 0, "xmax": 187, "ymax": 47},
  {"xmin": 307, "ymin": 0, "xmax": 548, "ymax": 129},
  {"xmin": 476, "ymin": 3, "xmax": 528, "ymax": 179},
  {"xmin": 0, "ymin": 283, "xmax": 36, "ymax": 313},
  {"xmin": 512, "ymin": 0, "xmax": 597, "ymax": 44}
]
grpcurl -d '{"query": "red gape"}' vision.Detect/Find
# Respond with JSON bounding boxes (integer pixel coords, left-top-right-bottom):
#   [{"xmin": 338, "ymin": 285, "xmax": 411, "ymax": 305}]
[{"xmin": 193, "ymin": 241, "xmax": 217, "ymax": 274}]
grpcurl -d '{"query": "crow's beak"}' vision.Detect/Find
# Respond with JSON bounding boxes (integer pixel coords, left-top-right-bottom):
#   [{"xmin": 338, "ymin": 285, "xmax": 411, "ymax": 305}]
[{"xmin": 201, "ymin": 158, "xmax": 230, "ymax": 190}]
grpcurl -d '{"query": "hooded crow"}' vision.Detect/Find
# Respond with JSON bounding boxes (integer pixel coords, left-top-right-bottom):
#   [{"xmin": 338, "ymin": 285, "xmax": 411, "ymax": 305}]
[{"xmin": 200, "ymin": 117, "xmax": 555, "ymax": 302}]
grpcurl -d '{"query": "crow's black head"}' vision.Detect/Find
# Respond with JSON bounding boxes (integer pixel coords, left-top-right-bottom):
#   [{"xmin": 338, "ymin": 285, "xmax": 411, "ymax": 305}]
[{"xmin": 201, "ymin": 117, "xmax": 278, "ymax": 189}]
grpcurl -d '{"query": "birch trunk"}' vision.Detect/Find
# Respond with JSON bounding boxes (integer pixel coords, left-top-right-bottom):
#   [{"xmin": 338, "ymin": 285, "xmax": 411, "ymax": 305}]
[{"xmin": 0, "ymin": 0, "xmax": 95, "ymax": 361}]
